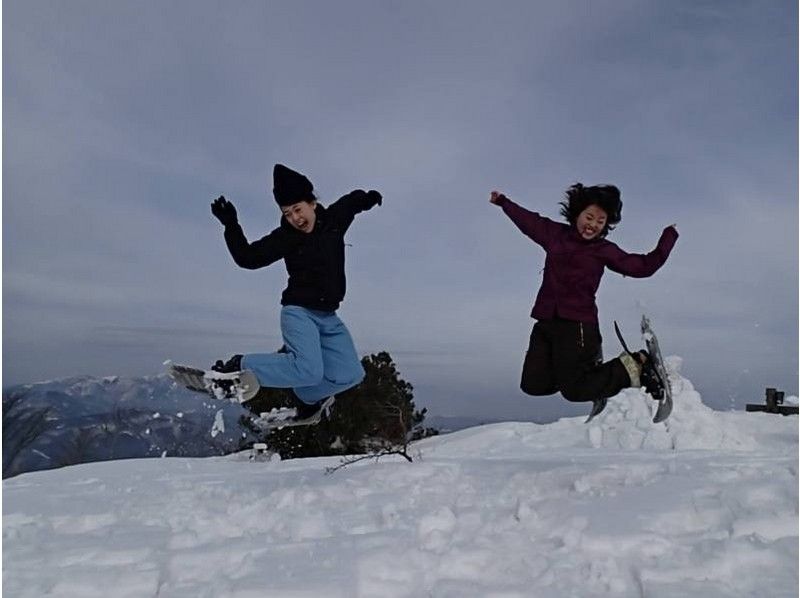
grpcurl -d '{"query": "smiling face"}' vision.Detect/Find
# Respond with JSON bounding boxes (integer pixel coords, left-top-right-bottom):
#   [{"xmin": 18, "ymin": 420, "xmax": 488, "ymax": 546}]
[
  {"xmin": 281, "ymin": 200, "xmax": 317, "ymax": 233},
  {"xmin": 575, "ymin": 204, "xmax": 608, "ymax": 240}
]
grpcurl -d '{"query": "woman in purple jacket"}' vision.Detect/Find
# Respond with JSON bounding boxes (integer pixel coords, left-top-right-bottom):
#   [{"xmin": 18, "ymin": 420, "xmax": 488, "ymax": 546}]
[{"xmin": 490, "ymin": 184, "xmax": 679, "ymax": 412}]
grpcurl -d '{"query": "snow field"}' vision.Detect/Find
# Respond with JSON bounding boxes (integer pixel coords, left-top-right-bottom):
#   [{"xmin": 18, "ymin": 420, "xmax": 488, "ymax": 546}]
[{"xmin": 3, "ymin": 361, "xmax": 798, "ymax": 597}]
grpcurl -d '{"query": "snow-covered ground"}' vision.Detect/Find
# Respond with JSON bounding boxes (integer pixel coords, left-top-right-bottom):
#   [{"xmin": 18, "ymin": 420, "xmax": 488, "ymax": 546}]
[{"xmin": 3, "ymin": 359, "xmax": 798, "ymax": 597}]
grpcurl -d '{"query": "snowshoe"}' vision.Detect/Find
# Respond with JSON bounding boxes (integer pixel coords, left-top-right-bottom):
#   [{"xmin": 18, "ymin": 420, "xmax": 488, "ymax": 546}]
[
  {"xmin": 613, "ymin": 317, "xmax": 674, "ymax": 423},
  {"xmin": 288, "ymin": 394, "xmax": 336, "ymax": 425},
  {"xmin": 640, "ymin": 315, "xmax": 673, "ymax": 423},
  {"xmin": 252, "ymin": 395, "xmax": 336, "ymax": 431},
  {"xmin": 166, "ymin": 361, "xmax": 260, "ymax": 403}
]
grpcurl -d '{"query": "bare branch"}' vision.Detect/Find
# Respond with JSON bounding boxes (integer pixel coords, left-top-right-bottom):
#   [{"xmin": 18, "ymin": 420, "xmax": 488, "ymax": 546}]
[{"xmin": 325, "ymin": 446, "xmax": 414, "ymax": 474}]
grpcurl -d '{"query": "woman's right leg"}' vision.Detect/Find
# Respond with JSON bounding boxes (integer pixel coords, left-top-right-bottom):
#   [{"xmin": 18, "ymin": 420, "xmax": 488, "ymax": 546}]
[
  {"xmin": 520, "ymin": 321, "xmax": 558, "ymax": 396},
  {"xmin": 240, "ymin": 306, "xmax": 325, "ymax": 389}
]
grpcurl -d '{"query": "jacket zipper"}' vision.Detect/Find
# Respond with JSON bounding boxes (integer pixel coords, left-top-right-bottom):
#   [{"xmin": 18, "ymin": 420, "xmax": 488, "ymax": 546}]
[{"xmin": 579, "ymin": 322, "xmax": 584, "ymax": 348}]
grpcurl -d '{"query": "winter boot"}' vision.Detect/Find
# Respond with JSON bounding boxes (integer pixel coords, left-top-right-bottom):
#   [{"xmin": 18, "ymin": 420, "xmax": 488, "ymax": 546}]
[
  {"xmin": 211, "ymin": 355, "xmax": 252, "ymax": 399},
  {"xmin": 618, "ymin": 352, "xmax": 642, "ymax": 388}
]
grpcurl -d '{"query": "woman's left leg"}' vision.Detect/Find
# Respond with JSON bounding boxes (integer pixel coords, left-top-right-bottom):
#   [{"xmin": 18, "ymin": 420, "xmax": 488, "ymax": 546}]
[
  {"xmin": 241, "ymin": 306, "xmax": 325, "ymax": 389},
  {"xmin": 293, "ymin": 311, "xmax": 365, "ymax": 404}
]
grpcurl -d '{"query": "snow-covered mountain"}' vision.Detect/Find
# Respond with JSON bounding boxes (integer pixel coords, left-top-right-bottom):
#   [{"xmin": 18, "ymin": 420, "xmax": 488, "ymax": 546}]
[
  {"xmin": 1, "ymin": 372, "xmax": 518, "ymax": 479},
  {"xmin": 3, "ymin": 359, "xmax": 797, "ymax": 597},
  {"xmin": 2, "ymin": 373, "xmax": 255, "ymax": 478}
]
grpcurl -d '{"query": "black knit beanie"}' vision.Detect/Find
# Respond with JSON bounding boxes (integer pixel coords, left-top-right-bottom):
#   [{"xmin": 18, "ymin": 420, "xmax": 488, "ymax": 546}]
[{"xmin": 272, "ymin": 164, "xmax": 314, "ymax": 206}]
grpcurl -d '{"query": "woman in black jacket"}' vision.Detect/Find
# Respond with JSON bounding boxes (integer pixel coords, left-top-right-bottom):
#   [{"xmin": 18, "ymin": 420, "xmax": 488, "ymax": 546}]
[{"xmin": 210, "ymin": 164, "xmax": 381, "ymax": 418}]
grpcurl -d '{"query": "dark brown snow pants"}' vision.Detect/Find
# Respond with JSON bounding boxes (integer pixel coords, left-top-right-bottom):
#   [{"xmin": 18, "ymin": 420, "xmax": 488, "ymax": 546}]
[{"xmin": 520, "ymin": 318, "xmax": 632, "ymax": 402}]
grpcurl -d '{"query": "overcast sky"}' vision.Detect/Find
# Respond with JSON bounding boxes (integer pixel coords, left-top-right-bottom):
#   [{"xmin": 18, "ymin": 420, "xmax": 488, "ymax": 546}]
[{"xmin": 4, "ymin": 1, "xmax": 797, "ymax": 421}]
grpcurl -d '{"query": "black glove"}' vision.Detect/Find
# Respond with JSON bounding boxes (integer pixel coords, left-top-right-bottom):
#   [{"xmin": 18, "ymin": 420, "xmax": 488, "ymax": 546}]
[
  {"xmin": 342, "ymin": 189, "xmax": 368, "ymax": 202},
  {"xmin": 211, "ymin": 195, "xmax": 238, "ymax": 227},
  {"xmin": 340, "ymin": 189, "xmax": 382, "ymax": 211},
  {"xmin": 211, "ymin": 354, "xmax": 242, "ymax": 373}
]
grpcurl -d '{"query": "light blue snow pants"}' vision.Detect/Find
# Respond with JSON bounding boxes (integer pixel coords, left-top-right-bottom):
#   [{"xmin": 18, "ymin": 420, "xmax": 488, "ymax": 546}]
[{"xmin": 241, "ymin": 305, "xmax": 365, "ymax": 404}]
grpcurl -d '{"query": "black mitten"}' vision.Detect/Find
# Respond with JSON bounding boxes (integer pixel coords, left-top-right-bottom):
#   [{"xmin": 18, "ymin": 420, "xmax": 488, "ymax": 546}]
[{"xmin": 211, "ymin": 196, "xmax": 238, "ymax": 227}]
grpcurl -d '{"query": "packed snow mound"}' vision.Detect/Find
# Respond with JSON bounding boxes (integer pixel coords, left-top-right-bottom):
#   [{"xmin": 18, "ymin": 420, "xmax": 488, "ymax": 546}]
[
  {"xmin": 584, "ymin": 356, "xmax": 762, "ymax": 451},
  {"xmin": 418, "ymin": 357, "xmax": 773, "ymax": 458}
]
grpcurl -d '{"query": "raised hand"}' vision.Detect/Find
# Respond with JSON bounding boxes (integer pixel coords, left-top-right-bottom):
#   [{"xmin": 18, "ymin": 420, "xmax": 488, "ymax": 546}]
[
  {"xmin": 490, "ymin": 190, "xmax": 507, "ymax": 205},
  {"xmin": 340, "ymin": 189, "xmax": 382, "ymax": 208},
  {"xmin": 211, "ymin": 195, "xmax": 238, "ymax": 227},
  {"xmin": 341, "ymin": 189, "xmax": 367, "ymax": 202}
]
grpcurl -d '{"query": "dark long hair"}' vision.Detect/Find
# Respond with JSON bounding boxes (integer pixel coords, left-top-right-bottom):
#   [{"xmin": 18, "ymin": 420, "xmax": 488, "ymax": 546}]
[{"xmin": 558, "ymin": 183, "xmax": 622, "ymax": 238}]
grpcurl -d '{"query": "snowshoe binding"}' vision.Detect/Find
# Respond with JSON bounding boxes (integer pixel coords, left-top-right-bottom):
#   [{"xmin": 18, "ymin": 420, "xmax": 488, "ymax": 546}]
[{"xmin": 636, "ymin": 350, "xmax": 666, "ymax": 403}]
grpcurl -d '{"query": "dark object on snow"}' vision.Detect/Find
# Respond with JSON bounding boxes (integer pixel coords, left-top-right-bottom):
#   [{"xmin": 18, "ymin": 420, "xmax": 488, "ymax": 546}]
[{"xmin": 746, "ymin": 388, "xmax": 798, "ymax": 416}]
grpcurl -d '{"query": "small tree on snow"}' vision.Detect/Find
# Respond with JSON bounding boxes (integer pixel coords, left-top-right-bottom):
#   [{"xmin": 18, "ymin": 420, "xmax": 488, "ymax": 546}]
[
  {"xmin": 239, "ymin": 351, "xmax": 434, "ymax": 460},
  {"xmin": 2, "ymin": 393, "xmax": 54, "ymax": 478}
]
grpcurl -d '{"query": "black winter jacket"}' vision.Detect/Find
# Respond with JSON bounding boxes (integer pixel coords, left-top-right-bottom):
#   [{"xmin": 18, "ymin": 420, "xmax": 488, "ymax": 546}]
[{"xmin": 222, "ymin": 192, "xmax": 380, "ymax": 312}]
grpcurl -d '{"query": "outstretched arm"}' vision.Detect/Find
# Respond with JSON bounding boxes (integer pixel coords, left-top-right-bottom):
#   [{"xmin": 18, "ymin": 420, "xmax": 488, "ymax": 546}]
[
  {"xmin": 329, "ymin": 189, "xmax": 382, "ymax": 227},
  {"xmin": 604, "ymin": 225, "xmax": 679, "ymax": 278},
  {"xmin": 211, "ymin": 195, "xmax": 287, "ymax": 269},
  {"xmin": 490, "ymin": 190, "xmax": 557, "ymax": 249}
]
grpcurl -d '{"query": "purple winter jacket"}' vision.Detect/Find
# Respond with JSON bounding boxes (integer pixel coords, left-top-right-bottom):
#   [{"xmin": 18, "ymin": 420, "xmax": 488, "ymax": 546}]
[{"xmin": 498, "ymin": 196, "xmax": 679, "ymax": 324}]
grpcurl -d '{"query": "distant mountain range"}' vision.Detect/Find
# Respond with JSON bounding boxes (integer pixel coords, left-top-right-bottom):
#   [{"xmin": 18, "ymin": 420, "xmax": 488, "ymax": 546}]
[
  {"xmin": 424, "ymin": 415, "xmax": 506, "ymax": 433},
  {"xmin": 3, "ymin": 374, "xmax": 496, "ymax": 479},
  {"xmin": 2, "ymin": 374, "xmax": 256, "ymax": 478}
]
